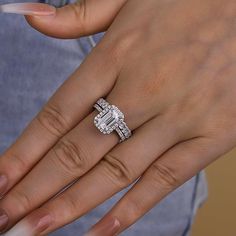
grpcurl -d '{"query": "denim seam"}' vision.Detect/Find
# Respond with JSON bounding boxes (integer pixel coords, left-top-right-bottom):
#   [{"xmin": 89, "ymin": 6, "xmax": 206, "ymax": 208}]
[
  {"xmin": 181, "ymin": 173, "xmax": 200, "ymax": 236},
  {"xmin": 88, "ymin": 36, "xmax": 97, "ymax": 48}
]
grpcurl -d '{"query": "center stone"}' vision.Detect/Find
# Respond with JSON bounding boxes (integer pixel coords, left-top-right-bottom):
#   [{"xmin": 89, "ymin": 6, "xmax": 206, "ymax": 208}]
[
  {"xmin": 95, "ymin": 106, "xmax": 124, "ymax": 134},
  {"xmin": 98, "ymin": 109, "xmax": 119, "ymax": 128}
]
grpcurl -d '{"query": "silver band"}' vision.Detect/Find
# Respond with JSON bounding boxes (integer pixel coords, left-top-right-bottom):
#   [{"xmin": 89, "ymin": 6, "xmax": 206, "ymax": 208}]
[{"xmin": 93, "ymin": 98, "xmax": 132, "ymax": 142}]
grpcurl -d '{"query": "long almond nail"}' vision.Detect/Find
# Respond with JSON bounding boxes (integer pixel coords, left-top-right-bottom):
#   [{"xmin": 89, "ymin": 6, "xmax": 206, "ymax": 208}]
[
  {"xmin": 84, "ymin": 217, "xmax": 120, "ymax": 236},
  {"xmin": 4, "ymin": 214, "xmax": 53, "ymax": 236},
  {"xmin": 0, "ymin": 3, "xmax": 56, "ymax": 16},
  {"xmin": 0, "ymin": 175, "xmax": 8, "ymax": 198}
]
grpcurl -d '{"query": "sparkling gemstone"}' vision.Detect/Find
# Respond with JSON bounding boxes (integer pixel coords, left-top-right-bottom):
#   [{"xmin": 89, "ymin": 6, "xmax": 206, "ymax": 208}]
[{"xmin": 95, "ymin": 106, "xmax": 123, "ymax": 133}]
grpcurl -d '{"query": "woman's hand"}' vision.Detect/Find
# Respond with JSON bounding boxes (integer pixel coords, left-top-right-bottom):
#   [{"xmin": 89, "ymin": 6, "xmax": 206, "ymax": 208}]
[{"xmin": 1, "ymin": 0, "xmax": 236, "ymax": 235}]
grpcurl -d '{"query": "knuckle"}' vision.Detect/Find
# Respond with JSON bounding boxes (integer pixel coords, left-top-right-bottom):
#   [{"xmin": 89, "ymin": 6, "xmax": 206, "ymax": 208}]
[
  {"xmin": 150, "ymin": 162, "xmax": 179, "ymax": 189},
  {"xmin": 36, "ymin": 103, "xmax": 69, "ymax": 137},
  {"xmin": 52, "ymin": 138, "xmax": 88, "ymax": 175},
  {"xmin": 101, "ymin": 153, "xmax": 134, "ymax": 187},
  {"xmin": 9, "ymin": 189, "xmax": 32, "ymax": 213},
  {"xmin": 7, "ymin": 152, "xmax": 29, "ymax": 176},
  {"xmin": 125, "ymin": 199, "xmax": 143, "ymax": 223},
  {"xmin": 105, "ymin": 29, "xmax": 141, "ymax": 63},
  {"xmin": 58, "ymin": 194, "xmax": 79, "ymax": 218}
]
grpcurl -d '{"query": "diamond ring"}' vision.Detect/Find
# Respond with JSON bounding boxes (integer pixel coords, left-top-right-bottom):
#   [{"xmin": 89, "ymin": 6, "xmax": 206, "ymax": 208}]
[{"xmin": 93, "ymin": 98, "xmax": 132, "ymax": 142}]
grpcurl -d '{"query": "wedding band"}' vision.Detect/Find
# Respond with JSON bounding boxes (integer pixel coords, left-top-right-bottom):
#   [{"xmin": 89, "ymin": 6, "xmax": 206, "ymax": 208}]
[{"xmin": 93, "ymin": 98, "xmax": 132, "ymax": 142}]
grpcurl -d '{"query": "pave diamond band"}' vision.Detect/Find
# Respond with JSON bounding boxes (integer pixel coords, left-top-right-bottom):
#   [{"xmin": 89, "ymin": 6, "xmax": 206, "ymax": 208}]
[{"xmin": 93, "ymin": 98, "xmax": 132, "ymax": 142}]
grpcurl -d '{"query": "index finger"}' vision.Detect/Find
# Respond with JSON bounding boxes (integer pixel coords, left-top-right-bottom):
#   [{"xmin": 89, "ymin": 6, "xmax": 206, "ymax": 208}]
[{"xmin": 0, "ymin": 41, "xmax": 118, "ymax": 197}]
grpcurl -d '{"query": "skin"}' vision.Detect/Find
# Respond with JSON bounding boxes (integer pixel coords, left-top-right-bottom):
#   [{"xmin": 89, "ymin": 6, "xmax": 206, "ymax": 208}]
[{"xmin": 0, "ymin": 0, "xmax": 236, "ymax": 235}]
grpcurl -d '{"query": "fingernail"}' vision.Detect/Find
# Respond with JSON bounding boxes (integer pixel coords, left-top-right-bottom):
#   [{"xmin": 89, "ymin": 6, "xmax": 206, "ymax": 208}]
[
  {"xmin": 0, "ymin": 175, "xmax": 8, "ymax": 198},
  {"xmin": 4, "ymin": 214, "xmax": 53, "ymax": 236},
  {"xmin": 0, "ymin": 209, "xmax": 9, "ymax": 232},
  {"xmin": 84, "ymin": 217, "xmax": 120, "ymax": 236},
  {"xmin": 0, "ymin": 3, "xmax": 56, "ymax": 16},
  {"xmin": 34, "ymin": 215, "xmax": 53, "ymax": 234}
]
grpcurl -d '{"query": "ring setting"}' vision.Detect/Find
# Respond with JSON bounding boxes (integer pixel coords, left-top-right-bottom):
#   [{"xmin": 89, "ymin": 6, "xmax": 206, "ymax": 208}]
[{"xmin": 93, "ymin": 98, "xmax": 132, "ymax": 142}]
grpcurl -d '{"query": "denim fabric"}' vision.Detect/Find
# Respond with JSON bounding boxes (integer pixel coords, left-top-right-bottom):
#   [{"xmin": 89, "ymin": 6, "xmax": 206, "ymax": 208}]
[
  {"xmin": 0, "ymin": 1, "xmax": 208, "ymax": 235},
  {"xmin": 39, "ymin": 0, "xmax": 70, "ymax": 7}
]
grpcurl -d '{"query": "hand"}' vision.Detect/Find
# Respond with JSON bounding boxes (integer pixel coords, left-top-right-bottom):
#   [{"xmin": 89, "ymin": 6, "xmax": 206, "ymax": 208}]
[{"xmin": 1, "ymin": 0, "xmax": 236, "ymax": 235}]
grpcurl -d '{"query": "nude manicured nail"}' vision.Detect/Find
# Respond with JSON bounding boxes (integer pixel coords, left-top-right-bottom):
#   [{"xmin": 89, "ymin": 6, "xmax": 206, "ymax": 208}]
[
  {"xmin": 4, "ymin": 214, "xmax": 53, "ymax": 236},
  {"xmin": 84, "ymin": 217, "xmax": 120, "ymax": 236},
  {"xmin": 34, "ymin": 215, "xmax": 53, "ymax": 233},
  {"xmin": 0, "ymin": 3, "xmax": 56, "ymax": 16},
  {"xmin": 4, "ymin": 221, "xmax": 31, "ymax": 236},
  {"xmin": 0, "ymin": 209, "xmax": 9, "ymax": 232},
  {"xmin": 0, "ymin": 175, "xmax": 8, "ymax": 198}
]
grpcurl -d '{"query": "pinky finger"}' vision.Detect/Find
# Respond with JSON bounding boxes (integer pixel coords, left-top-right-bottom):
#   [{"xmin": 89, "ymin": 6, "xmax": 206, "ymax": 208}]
[{"xmin": 85, "ymin": 136, "xmax": 224, "ymax": 236}]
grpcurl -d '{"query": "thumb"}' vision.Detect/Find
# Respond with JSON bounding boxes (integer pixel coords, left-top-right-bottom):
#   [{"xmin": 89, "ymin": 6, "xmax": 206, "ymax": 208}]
[{"xmin": 26, "ymin": 0, "xmax": 127, "ymax": 39}]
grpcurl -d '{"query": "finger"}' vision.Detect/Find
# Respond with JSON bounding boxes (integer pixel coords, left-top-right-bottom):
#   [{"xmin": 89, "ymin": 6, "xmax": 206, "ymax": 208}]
[
  {"xmin": 3, "ymin": 113, "xmax": 180, "ymax": 236},
  {"xmin": 25, "ymin": 0, "xmax": 128, "ymax": 39},
  {"xmin": 0, "ymin": 40, "xmax": 118, "ymax": 200},
  {"xmin": 86, "ymin": 136, "xmax": 226, "ymax": 236}
]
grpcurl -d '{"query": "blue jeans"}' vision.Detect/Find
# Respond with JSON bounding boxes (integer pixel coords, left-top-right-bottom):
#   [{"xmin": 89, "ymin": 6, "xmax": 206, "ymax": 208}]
[{"xmin": 0, "ymin": 1, "xmax": 208, "ymax": 235}]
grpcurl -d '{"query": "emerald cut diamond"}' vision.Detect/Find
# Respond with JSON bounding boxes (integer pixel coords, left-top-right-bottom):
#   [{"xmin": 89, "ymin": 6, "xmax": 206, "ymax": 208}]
[
  {"xmin": 93, "ymin": 98, "xmax": 132, "ymax": 142},
  {"xmin": 94, "ymin": 105, "xmax": 124, "ymax": 134}
]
